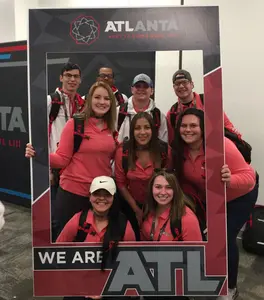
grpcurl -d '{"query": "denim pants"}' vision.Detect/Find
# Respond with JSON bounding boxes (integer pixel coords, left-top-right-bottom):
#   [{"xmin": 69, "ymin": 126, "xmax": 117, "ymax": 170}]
[{"xmin": 227, "ymin": 178, "xmax": 259, "ymax": 288}]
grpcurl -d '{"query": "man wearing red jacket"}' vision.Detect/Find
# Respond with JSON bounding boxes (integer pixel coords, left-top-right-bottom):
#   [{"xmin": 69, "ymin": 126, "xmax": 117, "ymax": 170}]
[{"xmin": 166, "ymin": 69, "xmax": 241, "ymax": 145}]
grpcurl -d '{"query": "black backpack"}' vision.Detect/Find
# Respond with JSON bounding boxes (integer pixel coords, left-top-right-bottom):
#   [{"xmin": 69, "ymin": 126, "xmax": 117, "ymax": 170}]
[
  {"xmin": 121, "ymin": 137, "xmax": 169, "ymax": 174},
  {"xmin": 242, "ymin": 205, "xmax": 264, "ymax": 256},
  {"xmin": 48, "ymin": 92, "xmax": 63, "ymax": 136},
  {"xmin": 169, "ymin": 94, "xmax": 252, "ymax": 163},
  {"xmin": 117, "ymin": 102, "xmax": 161, "ymax": 132},
  {"xmin": 49, "ymin": 91, "xmax": 85, "ymax": 136},
  {"xmin": 73, "ymin": 209, "xmax": 128, "ymax": 242},
  {"xmin": 115, "ymin": 91, "xmax": 125, "ymax": 106}
]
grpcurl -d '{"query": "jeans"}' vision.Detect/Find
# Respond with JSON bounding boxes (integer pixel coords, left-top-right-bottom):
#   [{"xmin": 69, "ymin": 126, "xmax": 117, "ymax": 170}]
[{"xmin": 227, "ymin": 180, "xmax": 259, "ymax": 288}]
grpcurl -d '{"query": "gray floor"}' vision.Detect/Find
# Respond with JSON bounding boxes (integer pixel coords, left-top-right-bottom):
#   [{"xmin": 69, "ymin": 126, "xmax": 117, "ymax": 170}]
[{"xmin": 0, "ymin": 201, "xmax": 263, "ymax": 300}]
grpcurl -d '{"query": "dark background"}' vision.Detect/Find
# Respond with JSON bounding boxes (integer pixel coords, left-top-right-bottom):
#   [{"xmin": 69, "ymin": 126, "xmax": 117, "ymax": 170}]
[
  {"xmin": 47, "ymin": 52, "xmax": 156, "ymax": 98},
  {"xmin": 0, "ymin": 40, "xmax": 30, "ymax": 206}
]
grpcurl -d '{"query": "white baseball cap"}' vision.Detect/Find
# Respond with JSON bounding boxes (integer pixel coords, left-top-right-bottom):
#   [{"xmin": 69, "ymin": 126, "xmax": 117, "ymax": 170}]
[
  {"xmin": 132, "ymin": 73, "xmax": 153, "ymax": 87},
  {"xmin": 90, "ymin": 176, "xmax": 116, "ymax": 196}
]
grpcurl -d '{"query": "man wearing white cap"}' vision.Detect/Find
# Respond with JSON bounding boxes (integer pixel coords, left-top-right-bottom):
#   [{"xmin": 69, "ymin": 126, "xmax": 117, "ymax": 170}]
[{"xmin": 116, "ymin": 73, "xmax": 168, "ymax": 143}]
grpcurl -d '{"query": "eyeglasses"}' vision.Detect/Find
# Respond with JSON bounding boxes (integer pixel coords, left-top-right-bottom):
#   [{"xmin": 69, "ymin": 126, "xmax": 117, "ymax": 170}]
[
  {"xmin": 98, "ymin": 73, "xmax": 114, "ymax": 79},
  {"xmin": 63, "ymin": 73, "xmax": 81, "ymax": 80},
  {"xmin": 173, "ymin": 79, "xmax": 190, "ymax": 87}
]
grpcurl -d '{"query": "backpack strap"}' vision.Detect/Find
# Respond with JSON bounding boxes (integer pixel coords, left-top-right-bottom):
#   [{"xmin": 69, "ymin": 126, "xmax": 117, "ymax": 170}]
[
  {"xmin": 73, "ymin": 210, "xmax": 90, "ymax": 242},
  {"xmin": 117, "ymin": 102, "xmax": 129, "ymax": 131},
  {"xmin": 159, "ymin": 140, "xmax": 169, "ymax": 168},
  {"xmin": 73, "ymin": 114, "xmax": 85, "ymax": 154},
  {"xmin": 152, "ymin": 107, "xmax": 161, "ymax": 131},
  {"xmin": 169, "ymin": 102, "xmax": 179, "ymax": 130},
  {"xmin": 115, "ymin": 91, "xmax": 125, "ymax": 106},
  {"xmin": 170, "ymin": 218, "xmax": 183, "ymax": 241},
  {"xmin": 199, "ymin": 93, "xmax": 204, "ymax": 104},
  {"xmin": 49, "ymin": 91, "xmax": 63, "ymax": 136},
  {"xmin": 121, "ymin": 137, "xmax": 129, "ymax": 174},
  {"xmin": 169, "ymin": 94, "xmax": 203, "ymax": 130}
]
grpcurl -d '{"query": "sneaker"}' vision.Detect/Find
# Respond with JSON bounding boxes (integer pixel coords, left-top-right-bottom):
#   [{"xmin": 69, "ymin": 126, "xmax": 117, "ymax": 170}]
[{"xmin": 217, "ymin": 288, "xmax": 239, "ymax": 300}]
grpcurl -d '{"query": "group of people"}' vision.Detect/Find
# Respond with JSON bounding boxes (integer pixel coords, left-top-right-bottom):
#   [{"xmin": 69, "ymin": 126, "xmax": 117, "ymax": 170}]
[{"xmin": 25, "ymin": 62, "xmax": 259, "ymax": 300}]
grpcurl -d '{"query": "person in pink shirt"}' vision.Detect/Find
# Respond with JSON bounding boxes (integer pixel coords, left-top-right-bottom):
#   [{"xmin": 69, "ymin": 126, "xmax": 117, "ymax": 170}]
[
  {"xmin": 166, "ymin": 69, "xmax": 241, "ymax": 145},
  {"xmin": 26, "ymin": 81, "xmax": 118, "ymax": 239},
  {"xmin": 115, "ymin": 112, "xmax": 172, "ymax": 240},
  {"xmin": 59, "ymin": 176, "xmax": 135, "ymax": 300},
  {"xmin": 141, "ymin": 169, "xmax": 202, "ymax": 242},
  {"xmin": 172, "ymin": 108, "xmax": 259, "ymax": 300}
]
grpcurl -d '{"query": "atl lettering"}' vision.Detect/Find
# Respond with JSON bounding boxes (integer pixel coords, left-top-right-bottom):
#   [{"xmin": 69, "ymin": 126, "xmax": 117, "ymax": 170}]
[
  {"xmin": 105, "ymin": 20, "xmax": 179, "ymax": 33},
  {"xmin": 0, "ymin": 107, "xmax": 26, "ymax": 132},
  {"xmin": 103, "ymin": 248, "xmax": 225, "ymax": 296}
]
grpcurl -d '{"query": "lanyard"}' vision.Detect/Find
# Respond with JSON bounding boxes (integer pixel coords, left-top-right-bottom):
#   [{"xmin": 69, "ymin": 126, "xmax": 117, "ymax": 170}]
[{"xmin": 150, "ymin": 215, "xmax": 170, "ymax": 242}]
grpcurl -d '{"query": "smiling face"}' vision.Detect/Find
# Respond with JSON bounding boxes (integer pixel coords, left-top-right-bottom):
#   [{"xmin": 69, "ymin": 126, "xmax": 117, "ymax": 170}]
[
  {"xmin": 133, "ymin": 117, "xmax": 152, "ymax": 146},
  {"xmin": 152, "ymin": 175, "xmax": 174, "ymax": 208},
  {"xmin": 60, "ymin": 68, "xmax": 81, "ymax": 94},
  {"xmin": 91, "ymin": 86, "xmax": 111, "ymax": 117},
  {"xmin": 97, "ymin": 67, "xmax": 114, "ymax": 87},
  {"xmin": 131, "ymin": 82, "xmax": 153, "ymax": 102},
  {"xmin": 179, "ymin": 114, "xmax": 202, "ymax": 146},
  {"xmin": 90, "ymin": 189, "xmax": 114, "ymax": 215},
  {"xmin": 173, "ymin": 77, "xmax": 194, "ymax": 102}
]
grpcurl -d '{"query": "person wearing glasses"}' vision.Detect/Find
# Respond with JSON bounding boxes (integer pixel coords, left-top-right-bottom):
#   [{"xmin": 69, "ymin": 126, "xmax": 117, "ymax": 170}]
[
  {"xmin": 115, "ymin": 112, "xmax": 171, "ymax": 240},
  {"xmin": 96, "ymin": 66, "xmax": 128, "ymax": 106},
  {"xmin": 166, "ymin": 69, "xmax": 240, "ymax": 145},
  {"xmin": 25, "ymin": 62, "xmax": 85, "ymax": 240},
  {"xmin": 48, "ymin": 62, "xmax": 85, "ymax": 154}
]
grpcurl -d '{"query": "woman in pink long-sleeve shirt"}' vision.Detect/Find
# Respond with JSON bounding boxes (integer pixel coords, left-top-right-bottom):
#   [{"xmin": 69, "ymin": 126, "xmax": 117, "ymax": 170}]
[
  {"xmin": 50, "ymin": 81, "xmax": 118, "ymax": 237},
  {"xmin": 26, "ymin": 81, "xmax": 118, "ymax": 239},
  {"xmin": 172, "ymin": 108, "xmax": 258, "ymax": 300}
]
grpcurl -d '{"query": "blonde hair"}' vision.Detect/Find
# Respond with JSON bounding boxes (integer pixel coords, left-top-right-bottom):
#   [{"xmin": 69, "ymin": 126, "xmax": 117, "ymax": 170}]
[{"xmin": 80, "ymin": 81, "xmax": 116, "ymax": 132}]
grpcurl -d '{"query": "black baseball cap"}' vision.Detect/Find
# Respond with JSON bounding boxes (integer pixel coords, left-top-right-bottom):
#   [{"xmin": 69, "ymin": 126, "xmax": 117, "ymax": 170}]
[{"xmin": 172, "ymin": 69, "xmax": 192, "ymax": 83}]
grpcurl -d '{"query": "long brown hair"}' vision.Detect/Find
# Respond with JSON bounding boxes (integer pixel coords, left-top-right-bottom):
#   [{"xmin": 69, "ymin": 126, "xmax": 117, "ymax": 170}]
[
  {"xmin": 144, "ymin": 169, "xmax": 195, "ymax": 222},
  {"xmin": 79, "ymin": 81, "xmax": 116, "ymax": 132},
  {"xmin": 128, "ymin": 112, "xmax": 162, "ymax": 170}
]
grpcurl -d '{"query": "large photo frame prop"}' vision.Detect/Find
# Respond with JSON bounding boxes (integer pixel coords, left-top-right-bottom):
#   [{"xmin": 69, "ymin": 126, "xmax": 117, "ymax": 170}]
[{"xmin": 29, "ymin": 6, "xmax": 227, "ymax": 297}]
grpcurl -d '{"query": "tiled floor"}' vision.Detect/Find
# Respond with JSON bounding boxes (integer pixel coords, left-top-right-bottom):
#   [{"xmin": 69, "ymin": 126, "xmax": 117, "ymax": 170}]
[{"xmin": 0, "ymin": 201, "xmax": 263, "ymax": 300}]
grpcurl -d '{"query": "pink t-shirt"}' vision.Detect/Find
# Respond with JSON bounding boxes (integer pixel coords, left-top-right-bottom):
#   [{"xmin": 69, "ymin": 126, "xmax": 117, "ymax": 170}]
[
  {"xmin": 56, "ymin": 210, "xmax": 136, "ymax": 242},
  {"xmin": 141, "ymin": 206, "xmax": 202, "ymax": 242},
  {"xmin": 50, "ymin": 117, "xmax": 116, "ymax": 196}
]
